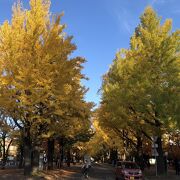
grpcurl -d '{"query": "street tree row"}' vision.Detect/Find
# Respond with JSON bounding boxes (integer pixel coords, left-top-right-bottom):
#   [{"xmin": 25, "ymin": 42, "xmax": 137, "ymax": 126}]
[
  {"xmin": 0, "ymin": 0, "xmax": 93, "ymax": 175},
  {"xmin": 96, "ymin": 7, "xmax": 180, "ymax": 175}
]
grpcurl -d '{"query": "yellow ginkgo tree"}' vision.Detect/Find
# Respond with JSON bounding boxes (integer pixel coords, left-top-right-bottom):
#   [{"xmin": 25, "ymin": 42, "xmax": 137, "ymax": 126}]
[{"xmin": 0, "ymin": 0, "xmax": 92, "ymax": 175}]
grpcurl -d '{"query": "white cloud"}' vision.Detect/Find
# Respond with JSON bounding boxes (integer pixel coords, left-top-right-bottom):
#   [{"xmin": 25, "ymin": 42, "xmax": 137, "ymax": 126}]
[
  {"xmin": 123, "ymin": 21, "xmax": 131, "ymax": 34},
  {"xmin": 150, "ymin": 0, "xmax": 158, "ymax": 6},
  {"xmin": 104, "ymin": 3, "xmax": 134, "ymax": 35},
  {"xmin": 115, "ymin": 8, "xmax": 132, "ymax": 34},
  {"xmin": 150, "ymin": 0, "xmax": 172, "ymax": 6},
  {"xmin": 172, "ymin": 9, "xmax": 180, "ymax": 14}
]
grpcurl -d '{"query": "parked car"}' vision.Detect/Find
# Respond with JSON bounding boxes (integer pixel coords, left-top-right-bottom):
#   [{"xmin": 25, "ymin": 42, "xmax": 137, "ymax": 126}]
[{"xmin": 115, "ymin": 161, "xmax": 143, "ymax": 180}]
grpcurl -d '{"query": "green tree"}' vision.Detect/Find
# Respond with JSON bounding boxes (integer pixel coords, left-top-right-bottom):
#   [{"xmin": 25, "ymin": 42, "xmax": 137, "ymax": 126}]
[{"xmin": 100, "ymin": 6, "xmax": 180, "ymax": 174}]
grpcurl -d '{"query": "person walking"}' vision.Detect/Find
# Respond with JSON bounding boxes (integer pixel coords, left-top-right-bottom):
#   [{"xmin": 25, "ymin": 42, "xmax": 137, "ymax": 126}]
[
  {"xmin": 43, "ymin": 151, "xmax": 48, "ymax": 171},
  {"xmin": 178, "ymin": 159, "xmax": 180, "ymax": 175},
  {"xmin": 82, "ymin": 160, "xmax": 90, "ymax": 178},
  {"xmin": 174, "ymin": 157, "xmax": 180, "ymax": 175}
]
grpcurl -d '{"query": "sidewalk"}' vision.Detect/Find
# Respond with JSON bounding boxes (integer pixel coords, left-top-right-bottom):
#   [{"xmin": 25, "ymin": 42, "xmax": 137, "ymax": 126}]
[
  {"xmin": 42, "ymin": 164, "xmax": 82, "ymax": 179},
  {"xmin": 0, "ymin": 163, "xmax": 114, "ymax": 180},
  {"xmin": 0, "ymin": 165, "xmax": 81, "ymax": 180},
  {"xmin": 144, "ymin": 166, "xmax": 180, "ymax": 180}
]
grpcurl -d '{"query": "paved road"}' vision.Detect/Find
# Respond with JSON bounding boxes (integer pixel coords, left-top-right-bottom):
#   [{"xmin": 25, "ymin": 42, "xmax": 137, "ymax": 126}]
[
  {"xmin": 0, "ymin": 164, "xmax": 179, "ymax": 180},
  {"xmin": 88, "ymin": 163, "xmax": 115, "ymax": 180},
  {"xmin": 59, "ymin": 163, "xmax": 115, "ymax": 180},
  {"xmin": 59, "ymin": 164, "xmax": 180, "ymax": 180},
  {"xmin": 0, "ymin": 164, "xmax": 115, "ymax": 180}
]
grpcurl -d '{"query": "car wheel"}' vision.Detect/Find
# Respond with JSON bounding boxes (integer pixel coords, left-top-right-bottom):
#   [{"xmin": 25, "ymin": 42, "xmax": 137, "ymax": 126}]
[{"xmin": 119, "ymin": 176, "xmax": 124, "ymax": 180}]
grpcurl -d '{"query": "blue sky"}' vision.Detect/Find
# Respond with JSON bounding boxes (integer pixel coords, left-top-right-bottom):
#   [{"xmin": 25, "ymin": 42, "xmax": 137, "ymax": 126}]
[{"xmin": 0, "ymin": 0, "xmax": 179, "ymax": 106}]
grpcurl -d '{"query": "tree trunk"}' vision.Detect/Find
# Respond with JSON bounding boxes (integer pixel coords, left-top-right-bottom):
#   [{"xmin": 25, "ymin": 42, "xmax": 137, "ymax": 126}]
[
  {"xmin": 1, "ymin": 135, "xmax": 12, "ymax": 169},
  {"xmin": 110, "ymin": 148, "xmax": 118, "ymax": 166},
  {"xmin": 156, "ymin": 137, "xmax": 166, "ymax": 175},
  {"xmin": 1, "ymin": 136, "xmax": 6, "ymax": 169},
  {"xmin": 58, "ymin": 137, "xmax": 64, "ymax": 168},
  {"xmin": 135, "ymin": 136, "xmax": 144, "ymax": 170},
  {"xmin": 32, "ymin": 146, "xmax": 39, "ymax": 173},
  {"xmin": 18, "ymin": 144, "xmax": 24, "ymax": 168},
  {"xmin": 47, "ymin": 138, "xmax": 54, "ymax": 170},
  {"xmin": 66, "ymin": 147, "xmax": 71, "ymax": 167},
  {"xmin": 136, "ymin": 136, "xmax": 142, "ymax": 155},
  {"xmin": 24, "ymin": 127, "xmax": 32, "ymax": 176}
]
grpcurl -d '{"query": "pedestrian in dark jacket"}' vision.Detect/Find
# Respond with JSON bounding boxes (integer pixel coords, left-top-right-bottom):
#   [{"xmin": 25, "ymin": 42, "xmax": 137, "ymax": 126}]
[{"xmin": 174, "ymin": 157, "xmax": 180, "ymax": 175}]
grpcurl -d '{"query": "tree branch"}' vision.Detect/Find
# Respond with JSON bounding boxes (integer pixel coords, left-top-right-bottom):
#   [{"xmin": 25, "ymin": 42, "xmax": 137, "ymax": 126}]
[
  {"xmin": 13, "ymin": 118, "xmax": 23, "ymax": 129},
  {"xmin": 113, "ymin": 127, "xmax": 137, "ymax": 147}
]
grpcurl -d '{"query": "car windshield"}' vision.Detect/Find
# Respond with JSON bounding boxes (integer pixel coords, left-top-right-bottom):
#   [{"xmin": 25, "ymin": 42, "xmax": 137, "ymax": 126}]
[{"xmin": 117, "ymin": 162, "xmax": 140, "ymax": 169}]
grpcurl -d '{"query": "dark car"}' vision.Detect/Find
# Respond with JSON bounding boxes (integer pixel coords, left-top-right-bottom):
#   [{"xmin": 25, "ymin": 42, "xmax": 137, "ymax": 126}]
[{"xmin": 115, "ymin": 161, "xmax": 143, "ymax": 180}]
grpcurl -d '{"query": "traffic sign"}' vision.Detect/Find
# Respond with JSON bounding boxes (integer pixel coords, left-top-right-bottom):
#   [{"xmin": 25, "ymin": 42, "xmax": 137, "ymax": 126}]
[
  {"xmin": 152, "ymin": 136, "xmax": 158, "ymax": 142},
  {"xmin": 152, "ymin": 148, "xmax": 159, "ymax": 156},
  {"xmin": 152, "ymin": 143, "xmax": 158, "ymax": 148}
]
